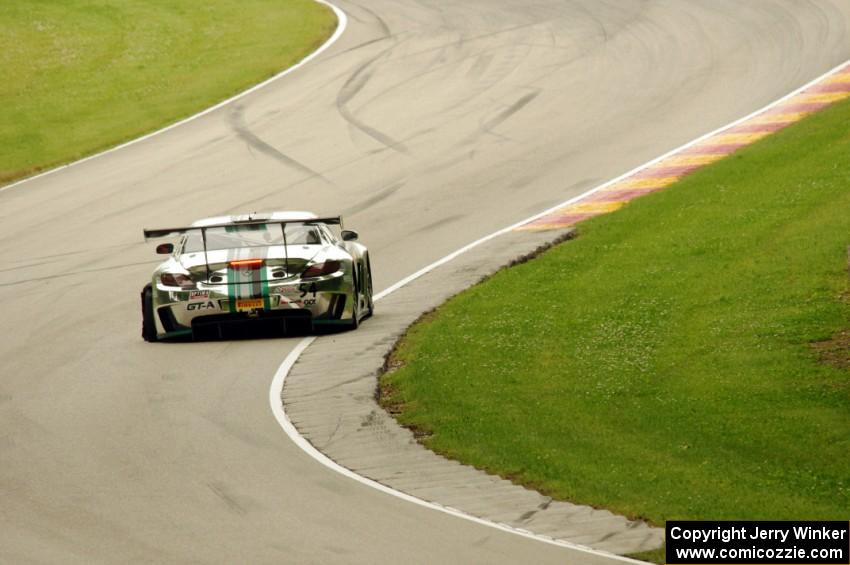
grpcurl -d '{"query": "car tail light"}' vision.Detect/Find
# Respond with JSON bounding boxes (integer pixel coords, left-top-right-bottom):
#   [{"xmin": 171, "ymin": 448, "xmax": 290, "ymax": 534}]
[
  {"xmin": 301, "ymin": 260, "xmax": 341, "ymax": 278},
  {"xmin": 229, "ymin": 259, "xmax": 264, "ymax": 268},
  {"xmin": 160, "ymin": 272, "xmax": 195, "ymax": 289}
]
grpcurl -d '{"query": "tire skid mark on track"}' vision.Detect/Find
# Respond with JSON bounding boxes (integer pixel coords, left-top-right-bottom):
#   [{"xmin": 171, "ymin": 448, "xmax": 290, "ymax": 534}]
[
  {"xmin": 336, "ymin": 48, "xmax": 412, "ymax": 155},
  {"xmin": 227, "ymin": 104, "xmax": 332, "ymax": 184},
  {"xmin": 411, "ymin": 213, "xmax": 466, "ymax": 235},
  {"xmin": 347, "ymin": 17, "xmax": 546, "ymax": 129},
  {"xmin": 478, "ymin": 90, "xmax": 540, "ymax": 138},
  {"xmin": 0, "ymin": 241, "xmax": 133, "ymax": 266},
  {"xmin": 341, "ymin": 179, "xmax": 406, "ymax": 216},
  {"xmin": 346, "ymin": 0, "xmax": 392, "ymax": 39},
  {"xmin": 0, "ymin": 260, "xmax": 158, "ymax": 288}
]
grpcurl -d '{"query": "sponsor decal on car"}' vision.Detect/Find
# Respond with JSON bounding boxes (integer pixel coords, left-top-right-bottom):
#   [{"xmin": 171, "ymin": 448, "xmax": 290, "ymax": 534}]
[
  {"xmin": 275, "ymin": 285, "xmax": 319, "ymax": 309},
  {"xmin": 235, "ymin": 298, "xmax": 264, "ymax": 312},
  {"xmin": 277, "ymin": 285, "xmax": 301, "ymax": 298},
  {"xmin": 189, "ymin": 290, "xmax": 210, "ymax": 300}
]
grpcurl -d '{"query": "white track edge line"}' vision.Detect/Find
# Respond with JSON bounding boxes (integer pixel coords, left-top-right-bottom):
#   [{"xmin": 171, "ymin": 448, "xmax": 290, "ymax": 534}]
[
  {"xmin": 0, "ymin": 0, "xmax": 348, "ymax": 195},
  {"xmin": 269, "ymin": 338, "xmax": 645, "ymax": 564},
  {"xmin": 270, "ymin": 54, "xmax": 850, "ymax": 560}
]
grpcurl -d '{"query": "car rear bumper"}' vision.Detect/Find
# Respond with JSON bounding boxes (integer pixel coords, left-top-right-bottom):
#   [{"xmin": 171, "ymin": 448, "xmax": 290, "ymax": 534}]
[
  {"xmin": 189, "ymin": 309, "xmax": 314, "ymax": 340},
  {"xmin": 151, "ymin": 273, "xmax": 355, "ymax": 339}
]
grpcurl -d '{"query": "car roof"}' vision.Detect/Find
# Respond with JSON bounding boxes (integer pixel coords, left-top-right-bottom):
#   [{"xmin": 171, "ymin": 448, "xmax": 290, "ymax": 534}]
[{"xmin": 190, "ymin": 211, "xmax": 318, "ymax": 227}]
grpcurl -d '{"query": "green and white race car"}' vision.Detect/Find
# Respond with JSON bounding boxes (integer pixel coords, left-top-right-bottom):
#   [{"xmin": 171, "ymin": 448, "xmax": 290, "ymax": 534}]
[{"xmin": 141, "ymin": 211, "xmax": 373, "ymax": 341}]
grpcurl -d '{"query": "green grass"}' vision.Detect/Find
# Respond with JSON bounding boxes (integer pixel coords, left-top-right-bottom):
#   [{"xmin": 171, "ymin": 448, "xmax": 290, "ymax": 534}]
[
  {"xmin": 0, "ymin": 0, "xmax": 335, "ymax": 184},
  {"xmin": 381, "ymin": 98, "xmax": 850, "ymax": 531}
]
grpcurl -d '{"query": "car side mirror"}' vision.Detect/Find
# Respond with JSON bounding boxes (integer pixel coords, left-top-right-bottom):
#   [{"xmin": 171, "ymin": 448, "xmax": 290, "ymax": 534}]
[
  {"xmin": 341, "ymin": 230, "xmax": 359, "ymax": 242},
  {"xmin": 156, "ymin": 243, "xmax": 174, "ymax": 255}
]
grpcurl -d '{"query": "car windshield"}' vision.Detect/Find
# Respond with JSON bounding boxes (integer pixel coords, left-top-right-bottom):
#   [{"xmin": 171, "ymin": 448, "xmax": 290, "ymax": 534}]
[{"xmin": 183, "ymin": 223, "xmax": 322, "ymax": 252}]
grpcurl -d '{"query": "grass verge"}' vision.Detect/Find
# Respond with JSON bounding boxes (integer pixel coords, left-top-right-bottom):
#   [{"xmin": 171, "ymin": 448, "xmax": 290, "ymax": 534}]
[
  {"xmin": 0, "ymin": 0, "xmax": 336, "ymax": 185},
  {"xmin": 380, "ymin": 98, "xmax": 850, "ymax": 538}
]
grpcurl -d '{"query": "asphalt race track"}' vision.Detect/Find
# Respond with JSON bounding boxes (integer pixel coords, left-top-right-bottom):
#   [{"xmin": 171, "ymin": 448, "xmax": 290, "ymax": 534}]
[{"xmin": 2, "ymin": 1, "xmax": 849, "ymax": 563}]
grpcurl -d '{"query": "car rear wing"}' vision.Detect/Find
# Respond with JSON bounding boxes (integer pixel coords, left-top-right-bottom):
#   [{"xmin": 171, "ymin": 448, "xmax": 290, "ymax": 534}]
[
  {"xmin": 143, "ymin": 216, "xmax": 343, "ymax": 282},
  {"xmin": 142, "ymin": 216, "xmax": 343, "ymax": 241}
]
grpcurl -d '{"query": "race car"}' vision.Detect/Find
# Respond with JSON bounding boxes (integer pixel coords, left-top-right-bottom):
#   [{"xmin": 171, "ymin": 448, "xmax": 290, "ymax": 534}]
[{"xmin": 141, "ymin": 211, "xmax": 373, "ymax": 341}]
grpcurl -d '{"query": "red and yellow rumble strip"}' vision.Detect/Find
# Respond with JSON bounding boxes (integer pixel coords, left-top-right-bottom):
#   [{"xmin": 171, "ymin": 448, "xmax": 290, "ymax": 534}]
[{"xmin": 518, "ymin": 63, "xmax": 850, "ymax": 231}]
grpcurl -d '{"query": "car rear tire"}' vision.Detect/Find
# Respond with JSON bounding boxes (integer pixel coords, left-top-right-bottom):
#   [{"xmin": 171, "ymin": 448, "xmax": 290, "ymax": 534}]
[
  {"xmin": 347, "ymin": 293, "xmax": 360, "ymax": 330},
  {"xmin": 141, "ymin": 284, "xmax": 158, "ymax": 342},
  {"xmin": 364, "ymin": 254, "xmax": 374, "ymax": 318},
  {"xmin": 346, "ymin": 264, "xmax": 362, "ymax": 330}
]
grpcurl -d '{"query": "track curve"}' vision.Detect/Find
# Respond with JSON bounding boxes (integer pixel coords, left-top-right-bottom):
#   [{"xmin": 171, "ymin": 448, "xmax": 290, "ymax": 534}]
[{"xmin": 2, "ymin": 1, "xmax": 849, "ymax": 563}]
